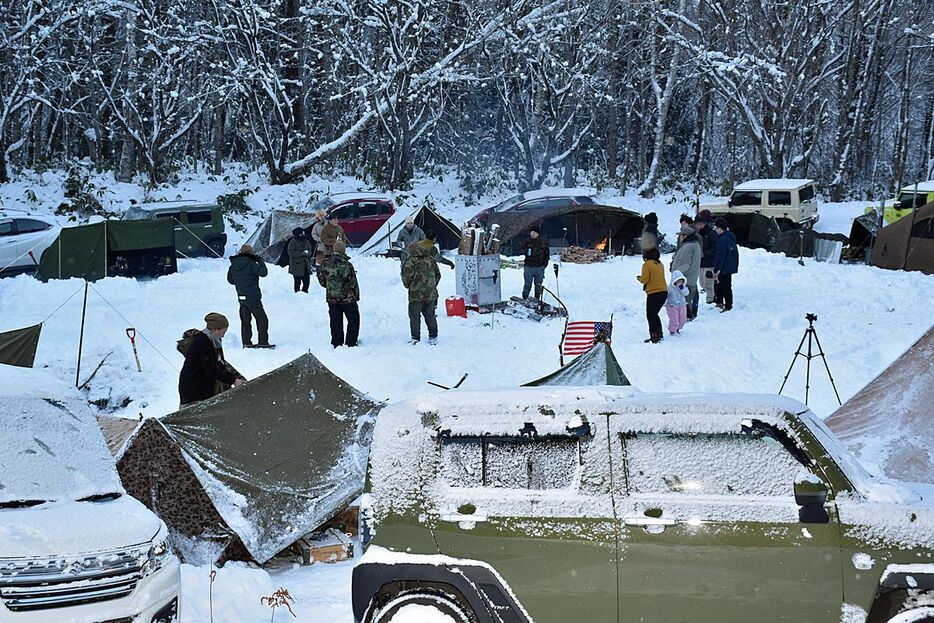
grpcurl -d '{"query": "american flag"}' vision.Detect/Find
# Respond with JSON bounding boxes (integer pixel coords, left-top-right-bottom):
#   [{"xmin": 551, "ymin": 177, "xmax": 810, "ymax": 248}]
[{"xmin": 562, "ymin": 321, "xmax": 613, "ymax": 356}]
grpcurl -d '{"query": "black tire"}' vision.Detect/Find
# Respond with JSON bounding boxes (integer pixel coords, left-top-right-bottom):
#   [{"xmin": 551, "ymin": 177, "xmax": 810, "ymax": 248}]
[
  {"xmin": 207, "ymin": 238, "xmax": 226, "ymax": 258},
  {"xmin": 367, "ymin": 589, "xmax": 477, "ymax": 623},
  {"xmin": 888, "ymin": 606, "xmax": 934, "ymax": 622}
]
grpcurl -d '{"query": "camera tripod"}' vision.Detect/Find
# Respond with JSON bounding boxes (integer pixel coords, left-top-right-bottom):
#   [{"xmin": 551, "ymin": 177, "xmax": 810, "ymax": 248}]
[{"xmin": 778, "ymin": 314, "xmax": 842, "ymax": 406}]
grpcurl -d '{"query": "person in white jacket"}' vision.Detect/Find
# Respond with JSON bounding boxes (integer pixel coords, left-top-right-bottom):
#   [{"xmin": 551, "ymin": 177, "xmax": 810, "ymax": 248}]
[{"xmin": 665, "ymin": 270, "xmax": 690, "ymax": 336}]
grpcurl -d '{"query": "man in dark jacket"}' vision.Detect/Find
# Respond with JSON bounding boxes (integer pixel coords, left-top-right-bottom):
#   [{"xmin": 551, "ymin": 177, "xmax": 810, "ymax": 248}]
[
  {"xmin": 317, "ymin": 239, "xmax": 360, "ymax": 347},
  {"xmin": 402, "ymin": 239, "xmax": 442, "ymax": 344},
  {"xmin": 178, "ymin": 312, "xmax": 245, "ymax": 406},
  {"xmin": 713, "ymin": 218, "xmax": 739, "ymax": 312},
  {"xmin": 641, "ymin": 212, "xmax": 660, "ymax": 250},
  {"xmin": 287, "ymin": 227, "xmax": 314, "ymax": 293},
  {"xmin": 226, "ymin": 244, "xmax": 273, "ymax": 348},
  {"xmin": 696, "ymin": 211, "xmax": 719, "ymax": 304},
  {"xmin": 518, "ymin": 225, "xmax": 549, "ymax": 299}
]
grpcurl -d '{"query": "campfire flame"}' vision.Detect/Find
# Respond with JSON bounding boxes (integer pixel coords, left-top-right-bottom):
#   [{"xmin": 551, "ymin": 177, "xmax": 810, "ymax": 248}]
[{"xmin": 595, "ymin": 238, "xmax": 608, "ymax": 251}]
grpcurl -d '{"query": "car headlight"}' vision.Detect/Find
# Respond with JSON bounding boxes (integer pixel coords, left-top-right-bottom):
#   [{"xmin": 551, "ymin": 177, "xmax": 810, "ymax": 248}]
[{"xmin": 143, "ymin": 526, "xmax": 173, "ymax": 577}]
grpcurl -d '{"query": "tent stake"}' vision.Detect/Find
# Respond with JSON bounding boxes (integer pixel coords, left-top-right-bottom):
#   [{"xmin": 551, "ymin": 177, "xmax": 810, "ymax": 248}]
[{"xmin": 75, "ymin": 281, "xmax": 89, "ymax": 388}]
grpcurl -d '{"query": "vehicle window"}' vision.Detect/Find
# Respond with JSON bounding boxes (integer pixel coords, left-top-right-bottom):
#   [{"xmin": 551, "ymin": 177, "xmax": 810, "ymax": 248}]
[
  {"xmin": 899, "ymin": 192, "xmax": 927, "ymax": 211},
  {"xmin": 574, "ymin": 196, "xmax": 596, "ymax": 205},
  {"xmin": 329, "ymin": 204, "xmax": 356, "ymax": 220},
  {"xmin": 379, "ymin": 202, "xmax": 394, "ymax": 215},
  {"xmin": 441, "ymin": 437, "xmax": 579, "ymax": 490},
  {"xmin": 123, "ymin": 207, "xmax": 148, "ymax": 220},
  {"xmin": 768, "ymin": 191, "xmax": 791, "ymax": 206},
  {"xmin": 492, "ymin": 195, "xmax": 524, "ymax": 212},
  {"xmin": 156, "ymin": 212, "xmax": 182, "ymax": 222},
  {"xmin": 799, "ymin": 185, "xmax": 815, "ymax": 202},
  {"xmin": 357, "ymin": 202, "xmax": 382, "ymax": 218},
  {"xmin": 911, "ymin": 218, "xmax": 934, "ymax": 239},
  {"xmin": 622, "ymin": 431, "xmax": 804, "ymax": 497},
  {"xmin": 14, "ymin": 219, "xmax": 51, "ymax": 233},
  {"xmin": 0, "ymin": 221, "xmax": 13, "ymax": 236},
  {"xmin": 731, "ymin": 191, "xmax": 762, "ymax": 207},
  {"xmin": 186, "ymin": 210, "xmax": 212, "ymax": 224}
]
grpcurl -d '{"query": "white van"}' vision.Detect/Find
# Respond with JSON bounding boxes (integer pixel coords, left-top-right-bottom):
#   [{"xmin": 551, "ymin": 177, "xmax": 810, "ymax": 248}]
[
  {"xmin": 702, "ymin": 179, "xmax": 820, "ymax": 225},
  {"xmin": 0, "ymin": 365, "xmax": 180, "ymax": 623}
]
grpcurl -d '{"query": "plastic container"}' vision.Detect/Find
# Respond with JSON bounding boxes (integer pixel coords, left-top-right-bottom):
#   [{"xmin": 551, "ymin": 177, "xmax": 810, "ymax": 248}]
[{"xmin": 445, "ymin": 295, "xmax": 467, "ymax": 318}]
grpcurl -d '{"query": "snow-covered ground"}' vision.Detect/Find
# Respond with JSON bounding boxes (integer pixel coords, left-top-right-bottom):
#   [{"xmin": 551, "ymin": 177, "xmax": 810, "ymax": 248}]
[{"xmin": 0, "ymin": 168, "xmax": 929, "ymax": 622}]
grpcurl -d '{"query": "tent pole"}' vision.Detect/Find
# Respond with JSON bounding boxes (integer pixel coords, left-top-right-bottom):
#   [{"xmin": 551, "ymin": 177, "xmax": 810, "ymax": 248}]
[
  {"xmin": 75, "ymin": 281, "xmax": 89, "ymax": 388},
  {"xmin": 104, "ymin": 220, "xmax": 108, "ymax": 277}
]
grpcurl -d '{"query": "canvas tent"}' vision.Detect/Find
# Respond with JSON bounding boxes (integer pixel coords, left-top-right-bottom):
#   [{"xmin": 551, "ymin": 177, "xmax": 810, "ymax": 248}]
[
  {"xmin": 523, "ymin": 341, "xmax": 630, "ymax": 387},
  {"xmin": 0, "ymin": 323, "xmax": 41, "ymax": 368},
  {"xmin": 243, "ymin": 209, "xmax": 317, "ymax": 263},
  {"xmin": 825, "ymin": 326, "xmax": 934, "ymax": 484},
  {"xmin": 116, "ymin": 353, "xmax": 382, "ymax": 564},
  {"xmin": 479, "ymin": 204, "xmax": 643, "ymax": 255},
  {"xmin": 37, "ymin": 219, "xmax": 177, "ymax": 282},
  {"xmin": 358, "ymin": 204, "xmax": 461, "ymax": 256},
  {"xmin": 869, "ymin": 200, "xmax": 934, "ymax": 274}
]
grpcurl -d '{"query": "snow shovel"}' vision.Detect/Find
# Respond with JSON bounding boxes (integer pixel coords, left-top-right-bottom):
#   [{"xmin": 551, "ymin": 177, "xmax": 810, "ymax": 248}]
[{"xmin": 126, "ymin": 328, "xmax": 142, "ymax": 372}]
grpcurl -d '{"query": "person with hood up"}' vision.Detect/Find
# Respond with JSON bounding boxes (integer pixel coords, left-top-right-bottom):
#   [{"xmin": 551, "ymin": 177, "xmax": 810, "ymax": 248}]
[
  {"xmin": 402, "ymin": 239, "xmax": 442, "ymax": 344},
  {"xmin": 696, "ymin": 210, "xmax": 719, "ymax": 304},
  {"xmin": 226, "ymin": 244, "xmax": 273, "ymax": 348},
  {"xmin": 287, "ymin": 227, "xmax": 314, "ymax": 293},
  {"xmin": 178, "ymin": 312, "xmax": 245, "ymax": 406},
  {"xmin": 665, "ymin": 270, "xmax": 690, "ymax": 336},
  {"xmin": 637, "ymin": 247, "xmax": 667, "ymax": 343},
  {"xmin": 317, "ymin": 239, "xmax": 360, "ymax": 347},
  {"xmin": 641, "ymin": 212, "xmax": 660, "ymax": 250},
  {"xmin": 518, "ymin": 225, "xmax": 549, "ymax": 299},
  {"xmin": 670, "ymin": 225, "xmax": 702, "ymax": 319},
  {"xmin": 713, "ymin": 217, "xmax": 739, "ymax": 312},
  {"xmin": 396, "ymin": 216, "xmax": 425, "ymax": 274}
]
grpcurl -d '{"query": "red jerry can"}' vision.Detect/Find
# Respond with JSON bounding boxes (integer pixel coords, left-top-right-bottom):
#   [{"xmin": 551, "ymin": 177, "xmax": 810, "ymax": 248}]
[{"xmin": 445, "ymin": 296, "xmax": 467, "ymax": 318}]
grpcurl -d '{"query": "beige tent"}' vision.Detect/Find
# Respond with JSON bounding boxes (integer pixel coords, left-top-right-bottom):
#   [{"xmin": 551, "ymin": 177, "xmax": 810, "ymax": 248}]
[
  {"xmin": 825, "ymin": 326, "xmax": 934, "ymax": 484},
  {"xmin": 870, "ymin": 200, "xmax": 934, "ymax": 274}
]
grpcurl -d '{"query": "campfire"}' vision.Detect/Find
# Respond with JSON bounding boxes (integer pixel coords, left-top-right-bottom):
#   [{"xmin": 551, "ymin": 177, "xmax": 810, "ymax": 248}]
[{"xmin": 595, "ymin": 238, "xmax": 608, "ymax": 251}]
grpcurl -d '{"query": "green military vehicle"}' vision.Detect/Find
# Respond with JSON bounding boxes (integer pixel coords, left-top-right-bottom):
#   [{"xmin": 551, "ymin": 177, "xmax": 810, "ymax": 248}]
[
  {"xmin": 122, "ymin": 201, "xmax": 227, "ymax": 258},
  {"xmin": 353, "ymin": 389, "xmax": 934, "ymax": 623}
]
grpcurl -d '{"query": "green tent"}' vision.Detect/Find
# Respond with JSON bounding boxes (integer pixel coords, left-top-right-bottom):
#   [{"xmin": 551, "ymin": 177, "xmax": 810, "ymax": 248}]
[
  {"xmin": 0, "ymin": 324, "xmax": 42, "ymax": 368},
  {"xmin": 37, "ymin": 220, "xmax": 177, "ymax": 282},
  {"xmin": 115, "ymin": 352, "xmax": 382, "ymax": 564},
  {"xmin": 524, "ymin": 341, "xmax": 630, "ymax": 387}
]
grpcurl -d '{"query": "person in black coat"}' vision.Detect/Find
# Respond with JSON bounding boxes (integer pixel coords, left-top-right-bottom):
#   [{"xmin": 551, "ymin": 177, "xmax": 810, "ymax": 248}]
[
  {"xmin": 178, "ymin": 313, "xmax": 245, "ymax": 406},
  {"xmin": 227, "ymin": 244, "xmax": 273, "ymax": 348},
  {"xmin": 713, "ymin": 217, "xmax": 739, "ymax": 312},
  {"xmin": 518, "ymin": 225, "xmax": 550, "ymax": 299},
  {"xmin": 696, "ymin": 211, "xmax": 719, "ymax": 304}
]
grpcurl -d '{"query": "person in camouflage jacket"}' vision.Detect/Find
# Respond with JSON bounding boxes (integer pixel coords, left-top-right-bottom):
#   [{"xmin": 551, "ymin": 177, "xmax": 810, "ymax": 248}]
[
  {"xmin": 402, "ymin": 240, "xmax": 441, "ymax": 344},
  {"xmin": 316, "ymin": 240, "xmax": 360, "ymax": 347}
]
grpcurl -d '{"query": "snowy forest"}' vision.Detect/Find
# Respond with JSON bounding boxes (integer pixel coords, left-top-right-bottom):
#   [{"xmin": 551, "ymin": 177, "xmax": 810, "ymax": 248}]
[{"xmin": 1, "ymin": 0, "xmax": 933, "ymax": 198}]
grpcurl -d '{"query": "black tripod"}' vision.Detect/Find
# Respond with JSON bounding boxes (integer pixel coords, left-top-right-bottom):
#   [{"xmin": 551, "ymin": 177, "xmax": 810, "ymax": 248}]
[{"xmin": 778, "ymin": 314, "xmax": 842, "ymax": 406}]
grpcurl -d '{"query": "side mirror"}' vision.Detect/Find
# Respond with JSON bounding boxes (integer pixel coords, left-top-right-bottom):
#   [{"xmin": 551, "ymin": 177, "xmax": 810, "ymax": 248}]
[
  {"xmin": 893, "ymin": 201, "xmax": 902, "ymax": 210},
  {"xmin": 795, "ymin": 477, "xmax": 829, "ymax": 524},
  {"xmin": 727, "ymin": 199, "xmax": 733, "ymax": 208}
]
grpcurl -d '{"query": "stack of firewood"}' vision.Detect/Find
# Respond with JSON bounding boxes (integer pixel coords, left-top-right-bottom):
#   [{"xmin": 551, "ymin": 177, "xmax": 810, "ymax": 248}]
[
  {"xmin": 458, "ymin": 223, "xmax": 500, "ymax": 255},
  {"xmin": 561, "ymin": 246, "xmax": 607, "ymax": 264}
]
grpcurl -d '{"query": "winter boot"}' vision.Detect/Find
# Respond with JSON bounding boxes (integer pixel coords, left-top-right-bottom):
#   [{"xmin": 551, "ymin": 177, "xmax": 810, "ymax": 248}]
[
  {"xmin": 428, "ymin": 337, "xmax": 438, "ymax": 345},
  {"xmin": 255, "ymin": 343, "xmax": 276, "ymax": 349}
]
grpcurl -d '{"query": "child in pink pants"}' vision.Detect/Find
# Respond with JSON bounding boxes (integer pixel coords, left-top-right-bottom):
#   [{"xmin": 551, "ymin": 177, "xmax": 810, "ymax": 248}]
[{"xmin": 665, "ymin": 270, "xmax": 689, "ymax": 335}]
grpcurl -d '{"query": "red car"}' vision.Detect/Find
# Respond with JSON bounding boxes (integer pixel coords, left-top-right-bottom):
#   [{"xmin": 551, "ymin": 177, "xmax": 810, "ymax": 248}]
[{"xmin": 309, "ymin": 193, "xmax": 396, "ymax": 246}]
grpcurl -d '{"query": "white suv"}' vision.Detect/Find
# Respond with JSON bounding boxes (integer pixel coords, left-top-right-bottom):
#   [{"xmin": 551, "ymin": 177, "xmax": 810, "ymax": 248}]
[
  {"xmin": 0, "ymin": 364, "xmax": 180, "ymax": 623},
  {"xmin": 702, "ymin": 179, "xmax": 820, "ymax": 225},
  {"xmin": 0, "ymin": 213, "xmax": 59, "ymax": 277}
]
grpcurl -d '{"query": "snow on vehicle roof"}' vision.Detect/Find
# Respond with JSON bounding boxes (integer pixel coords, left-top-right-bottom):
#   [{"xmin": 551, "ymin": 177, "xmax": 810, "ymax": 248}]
[
  {"xmin": 324, "ymin": 191, "xmax": 393, "ymax": 202},
  {"xmin": 132, "ymin": 200, "xmax": 216, "ymax": 211},
  {"xmin": 517, "ymin": 187, "xmax": 596, "ymax": 200},
  {"xmin": 0, "ymin": 364, "xmax": 124, "ymax": 504},
  {"xmin": 899, "ymin": 180, "xmax": 934, "ymax": 193},
  {"xmin": 733, "ymin": 179, "xmax": 815, "ymax": 191}
]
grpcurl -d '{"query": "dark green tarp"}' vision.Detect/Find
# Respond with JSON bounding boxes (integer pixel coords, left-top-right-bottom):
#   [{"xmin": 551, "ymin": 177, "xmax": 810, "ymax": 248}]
[
  {"xmin": 0, "ymin": 324, "xmax": 42, "ymax": 368},
  {"xmin": 524, "ymin": 341, "xmax": 630, "ymax": 387},
  {"xmin": 37, "ymin": 220, "xmax": 177, "ymax": 282},
  {"xmin": 116, "ymin": 352, "xmax": 382, "ymax": 564}
]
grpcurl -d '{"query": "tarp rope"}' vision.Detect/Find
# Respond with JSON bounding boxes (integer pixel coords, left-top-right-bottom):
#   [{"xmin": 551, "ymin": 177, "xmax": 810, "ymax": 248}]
[
  {"xmin": 88, "ymin": 283, "xmax": 179, "ymax": 372},
  {"xmin": 38, "ymin": 283, "xmax": 88, "ymax": 324},
  {"xmin": 173, "ymin": 217, "xmax": 224, "ymax": 259},
  {"xmin": 0, "ymin": 229, "xmax": 59, "ymax": 274}
]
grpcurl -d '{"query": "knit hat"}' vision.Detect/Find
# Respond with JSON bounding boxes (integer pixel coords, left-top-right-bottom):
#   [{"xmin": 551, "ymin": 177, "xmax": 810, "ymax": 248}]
[
  {"xmin": 698, "ymin": 209, "xmax": 712, "ymax": 221},
  {"xmin": 315, "ymin": 209, "xmax": 327, "ymax": 220},
  {"xmin": 292, "ymin": 227, "xmax": 304, "ymax": 237},
  {"xmin": 529, "ymin": 225, "xmax": 541, "ymax": 234},
  {"xmin": 240, "ymin": 244, "xmax": 254, "ymax": 255},
  {"xmin": 680, "ymin": 225, "xmax": 695, "ymax": 236},
  {"xmin": 333, "ymin": 239, "xmax": 347, "ymax": 254},
  {"xmin": 204, "ymin": 312, "xmax": 229, "ymax": 330},
  {"xmin": 644, "ymin": 212, "xmax": 658, "ymax": 224},
  {"xmin": 404, "ymin": 216, "xmax": 415, "ymax": 225}
]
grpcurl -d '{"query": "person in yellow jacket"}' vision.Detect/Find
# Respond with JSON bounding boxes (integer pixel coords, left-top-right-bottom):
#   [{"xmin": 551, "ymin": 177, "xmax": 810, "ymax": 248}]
[{"xmin": 637, "ymin": 247, "xmax": 667, "ymax": 343}]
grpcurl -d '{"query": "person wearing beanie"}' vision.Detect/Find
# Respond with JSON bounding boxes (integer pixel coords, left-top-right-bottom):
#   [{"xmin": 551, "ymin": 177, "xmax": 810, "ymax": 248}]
[
  {"xmin": 518, "ymin": 224, "xmax": 549, "ymax": 299},
  {"xmin": 637, "ymin": 247, "xmax": 667, "ymax": 343},
  {"xmin": 396, "ymin": 215, "xmax": 425, "ymax": 276},
  {"xmin": 287, "ymin": 226, "xmax": 314, "ymax": 293},
  {"xmin": 318, "ymin": 214, "xmax": 348, "ymax": 264},
  {"xmin": 317, "ymin": 238, "xmax": 360, "ymax": 347},
  {"xmin": 670, "ymin": 224, "xmax": 702, "ymax": 319},
  {"xmin": 713, "ymin": 218, "xmax": 739, "ymax": 312},
  {"xmin": 642, "ymin": 212, "xmax": 660, "ymax": 251},
  {"xmin": 695, "ymin": 213, "xmax": 719, "ymax": 304},
  {"xmin": 178, "ymin": 312, "xmax": 245, "ymax": 406},
  {"xmin": 227, "ymin": 244, "xmax": 274, "ymax": 348}
]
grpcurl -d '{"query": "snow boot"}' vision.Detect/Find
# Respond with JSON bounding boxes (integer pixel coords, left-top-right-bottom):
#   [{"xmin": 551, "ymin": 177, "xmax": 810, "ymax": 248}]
[
  {"xmin": 428, "ymin": 337, "xmax": 438, "ymax": 345},
  {"xmin": 255, "ymin": 343, "xmax": 276, "ymax": 349}
]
